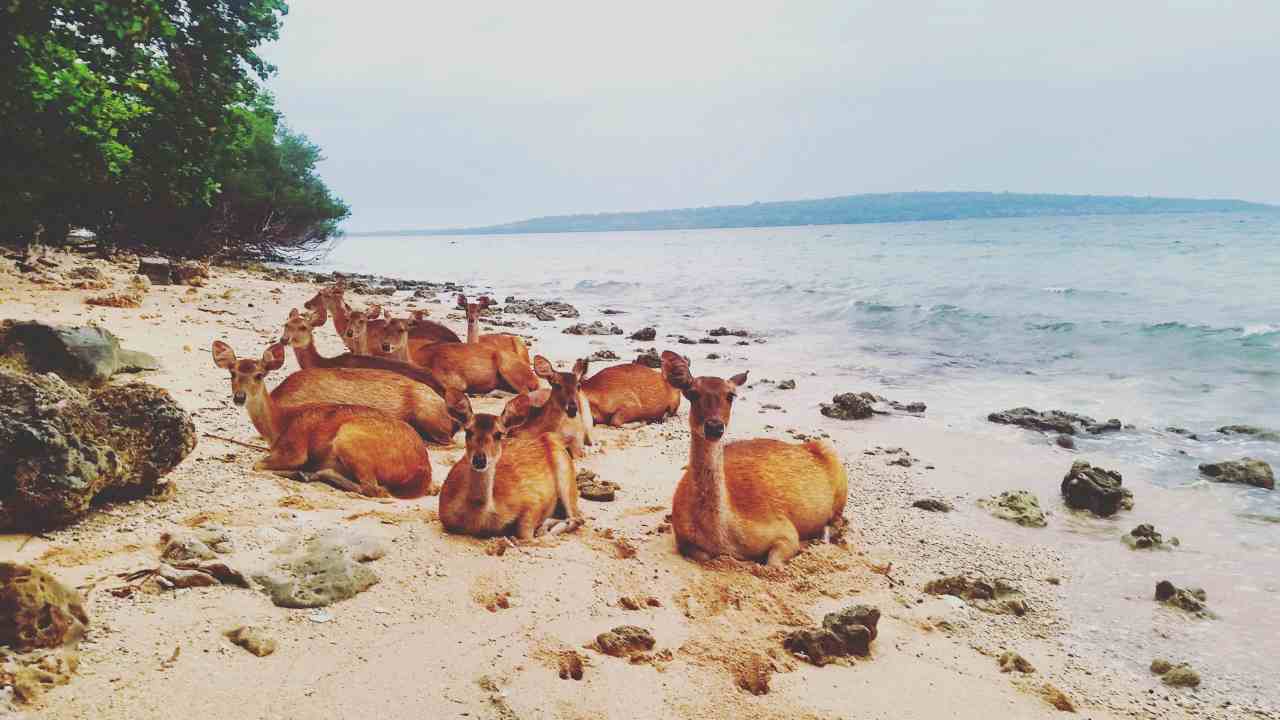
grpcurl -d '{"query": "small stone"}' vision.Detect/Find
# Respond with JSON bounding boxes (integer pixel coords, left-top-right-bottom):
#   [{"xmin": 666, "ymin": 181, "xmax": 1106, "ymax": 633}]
[
  {"xmin": 1162, "ymin": 665, "xmax": 1201, "ymax": 688},
  {"xmin": 595, "ymin": 626, "xmax": 655, "ymax": 657},
  {"xmin": 978, "ymin": 490, "xmax": 1047, "ymax": 527},
  {"xmin": 587, "ymin": 349, "xmax": 620, "ymax": 361},
  {"xmin": 912, "ymin": 498, "xmax": 952, "ymax": 513},
  {"xmin": 998, "ymin": 651, "xmax": 1035, "ymax": 674},
  {"xmin": 1150, "ymin": 658, "xmax": 1173, "ymax": 674},
  {"xmin": 820, "ymin": 392, "xmax": 877, "ymax": 420},
  {"xmin": 1041, "ymin": 683, "xmax": 1075, "ymax": 712},
  {"xmin": 776, "ymin": 379, "xmax": 796, "ymax": 390},
  {"xmin": 576, "ymin": 469, "xmax": 619, "ymax": 502},
  {"xmin": 557, "ymin": 650, "xmax": 585, "ymax": 680},
  {"xmin": 563, "ymin": 321, "xmax": 622, "ymax": 336},
  {"xmin": 225, "ymin": 626, "xmax": 276, "ymax": 657}
]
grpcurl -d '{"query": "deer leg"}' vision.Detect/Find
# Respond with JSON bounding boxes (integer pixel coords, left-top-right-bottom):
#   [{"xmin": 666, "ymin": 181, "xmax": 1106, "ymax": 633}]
[
  {"xmin": 764, "ymin": 534, "xmax": 802, "ymax": 567},
  {"xmin": 515, "ymin": 512, "xmax": 541, "ymax": 541},
  {"xmin": 253, "ymin": 438, "xmax": 307, "ymax": 472}
]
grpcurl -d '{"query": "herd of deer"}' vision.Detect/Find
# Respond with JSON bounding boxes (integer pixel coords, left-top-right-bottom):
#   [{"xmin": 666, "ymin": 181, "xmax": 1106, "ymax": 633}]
[{"xmin": 211, "ymin": 284, "xmax": 848, "ymax": 566}]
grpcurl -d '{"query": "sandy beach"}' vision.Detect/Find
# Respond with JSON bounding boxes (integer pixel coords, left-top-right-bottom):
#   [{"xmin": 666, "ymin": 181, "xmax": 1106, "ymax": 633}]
[{"xmin": 0, "ymin": 249, "xmax": 1259, "ymax": 720}]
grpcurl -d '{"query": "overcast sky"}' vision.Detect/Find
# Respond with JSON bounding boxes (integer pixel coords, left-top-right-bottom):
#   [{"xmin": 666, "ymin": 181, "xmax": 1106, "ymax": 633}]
[{"xmin": 261, "ymin": 1, "xmax": 1280, "ymax": 231}]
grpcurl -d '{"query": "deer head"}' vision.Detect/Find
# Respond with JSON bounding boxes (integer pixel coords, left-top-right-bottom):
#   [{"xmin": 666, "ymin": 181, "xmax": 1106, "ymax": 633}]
[
  {"xmin": 446, "ymin": 389, "xmax": 532, "ymax": 472},
  {"xmin": 281, "ymin": 308, "xmax": 324, "ymax": 349},
  {"xmin": 661, "ymin": 351, "xmax": 746, "ymax": 441},
  {"xmin": 532, "ymin": 355, "xmax": 588, "ymax": 418},
  {"xmin": 212, "ymin": 341, "xmax": 285, "ymax": 406}
]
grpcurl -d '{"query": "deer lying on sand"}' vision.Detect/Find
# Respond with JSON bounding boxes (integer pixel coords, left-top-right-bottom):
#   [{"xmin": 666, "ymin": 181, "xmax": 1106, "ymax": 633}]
[
  {"xmin": 458, "ymin": 294, "xmax": 530, "ymax": 364},
  {"xmin": 661, "ymin": 352, "xmax": 847, "ymax": 566},
  {"xmin": 306, "ymin": 283, "xmax": 460, "ymax": 354},
  {"xmin": 212, "ymin": 340, "xmax": 456, "ymax": 444},
  {"xmin": 509, "ymin": 356, "xmax": 593, "ymax": 458},
  {"xmin": 211, "ymin": 341, "xmax": 434, "ymax": 497},
  {"xmin": 280, "ymin": 309, "xmax": 449, "ymax": 397},
  {"xmin": 376, "ymin": 319, "xmax": 538, "ymax": 395},
  {"xmin": 438, "ymin": 390, "xmax": 583, "ymax": 539},
  {"xmin": 580, "ymin": 358, "xmax": 681, "ymax": 426}
]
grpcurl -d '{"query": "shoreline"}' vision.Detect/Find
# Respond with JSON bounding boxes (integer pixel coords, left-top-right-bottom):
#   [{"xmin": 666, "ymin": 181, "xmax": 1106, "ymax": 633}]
[{"xmin": 0, "ymin": 248, "xmax": 1269, "ymax": 719}]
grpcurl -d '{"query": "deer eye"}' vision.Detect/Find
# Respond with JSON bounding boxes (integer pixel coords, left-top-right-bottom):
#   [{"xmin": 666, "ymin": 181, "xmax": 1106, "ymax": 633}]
[{"xmin": 493, "ymin": 432, "xmax": 504, "ymax": 442}]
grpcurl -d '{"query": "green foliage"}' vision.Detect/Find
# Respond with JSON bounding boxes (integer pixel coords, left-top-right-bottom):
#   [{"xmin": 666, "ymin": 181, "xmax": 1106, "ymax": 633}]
[{"xmin": 1, "ymin": 0, "xmax": 348, "ymax": 259}]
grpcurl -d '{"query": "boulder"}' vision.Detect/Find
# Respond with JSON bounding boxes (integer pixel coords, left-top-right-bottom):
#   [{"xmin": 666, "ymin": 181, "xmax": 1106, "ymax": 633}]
[
  {"xmin": 634, "ymin": 348, "xmax": 662, "ymax": 369},
  {"xmin": 1217, "ymin": 425, "xmax": 1280, "ymax": 442},
  {"xmin": 137, "ymin": 256, "xmax": 173, "ymax": 285},
  {"xmin": 987, "ymin": 407, "xmax": 1121, "ymax": 436},
  {"xmin": 978, "ymin": 490, "xmax": 1047, "ymax": 527},
  {"xmin": 1, "ymin": 321, "xmax": 158, "ymax": 386},
  {"xmin": 252, "ymin": 530, "xmax": 383, "ymax": 608},
  {"xmin": 820, "ymin": 392, "xmax": 876, "ymax": 420},
  {"xmin": 783, "ymin": 604, "xmax": 880, "ymax": 665},
  {"xmin": 1198, "ymin": 458, "xmax": 1274, "ymax": 490},
  {"xmin": 1061, "ymin": 461, "xmax": 1133, "ymax": 516},
  {"xmin": 628, "ymin": 327, "xmax": 656, "ymax": 341},
  {"xmin": 0, "ymin": 370, "xmax": 196, "ymax": 531},
  {"xmin": 1155, "ymin": 580, "xmax": 1212, "ymax": 618},
  {"xmin": 0, "ymin": 563, "xmax": 89, "ymax": 650},
  {"xmin": 563, "ymin": 321, "xmax": 622, "ymax": 336}
]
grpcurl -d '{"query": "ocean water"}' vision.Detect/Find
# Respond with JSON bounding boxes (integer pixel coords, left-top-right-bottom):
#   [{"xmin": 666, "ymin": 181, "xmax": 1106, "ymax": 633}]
[{"xmin": 317, "ymin": 211, "xmax": 1280, "ymax": 709}]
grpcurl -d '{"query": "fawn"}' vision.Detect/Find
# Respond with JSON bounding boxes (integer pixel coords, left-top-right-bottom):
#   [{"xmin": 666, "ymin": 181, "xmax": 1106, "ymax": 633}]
[
  {"xmin": 661, "ymin": 351, "xmax": 847, "ymax": 566},
  {"xmin": 211, "ymin": 340, "xmax": 456, "ymax": 444},
  {"xmin": 211, "ymin": 341, "xmax": 434, "ymax": 497},
  {"xmin": 509, "ymin": 356, "xmax": 593, "ymax": 458},
  {"xmin": 438, "ymin": 390, "xmax": 583, "ymax": 539},
  {"xmin": 280, "ymin": 308, "xmax": 449, "ymax": 397},
  {"xmin": 458, "ymin": 294, "xmax": 531, "ymax": 364},
  {"xmin": 580, "ymin": 357, "xmax": 681, "ymax": 426}
]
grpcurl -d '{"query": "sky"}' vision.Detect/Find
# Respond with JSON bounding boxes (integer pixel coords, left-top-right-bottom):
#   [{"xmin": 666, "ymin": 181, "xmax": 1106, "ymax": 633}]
[{"xmin": 260, "ymin": 1, "xmax": 1280, "ymax": 232}]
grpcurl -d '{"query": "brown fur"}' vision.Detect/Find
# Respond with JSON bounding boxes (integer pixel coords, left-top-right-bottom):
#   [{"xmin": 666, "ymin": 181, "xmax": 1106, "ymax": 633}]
[
  {"xmin": 211, "ymin": 342, "xmax": 433, "ymax": 497},
  {"xmin": 438, "ymin": 392, "xmax": 583, "ymax": 539},
  {"xmin": 281, "ymin": 308, "xmax": 449, "ymax": 397},
  {"xmin": 212, "ymin": 340, "xmax": 456, "ymax": 444},
  {"xmin": 662, "ymin": 352, "xmax": 848, "ymax": 566},
  {"xmin": 459, "ymin": 294, "xmax": 531, "ymax": 364},
  {"xmin": 509, "ymin": 356, "xmax": 593, "ymax": 458},
  {"xmin": 307, "ymin": 284, "xmax": 459, "ymax": 355},
  {"xmin": 410, "ymin": 334, "xmax": 539, "ymax": 395},
  {"xmin": 580, "ymin": 362, "xmax": 681, "ymax": 425}
]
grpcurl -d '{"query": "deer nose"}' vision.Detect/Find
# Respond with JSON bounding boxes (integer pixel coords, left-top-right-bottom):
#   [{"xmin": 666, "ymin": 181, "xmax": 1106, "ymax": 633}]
[
  {"xmin": 703, "ymin": 419, "xmax": 724, "ymax": 440},
  {"xmin": 233, "ymin": 394, "xmax": 246, "ymax": 406},
  {"xmin": 565, "ymin": 403, "xmax": 578, "ymax": 418},
  {"xmin": 471, "ymin": 453, "xmax": 488, "ymax": 470},
  {"xmin": 382, "ymin": 343, "xmax": 392, "ymax": 352}
]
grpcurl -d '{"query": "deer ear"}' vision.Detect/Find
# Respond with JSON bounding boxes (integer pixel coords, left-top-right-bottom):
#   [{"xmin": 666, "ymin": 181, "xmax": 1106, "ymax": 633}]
[
  {"xmin": 444, "ymin": 388, "xmax": 474, "ymax": 428},
  {"xmin": 661, "ymin": 351, "xmax": 693, "ymax": 390},
  {"xmin": 729, "ymin": 371, "xmax": 749, "ymax": 387},
  {"xmin": 289, "ymin": 308, "xmax": 300, "ymax": 319},
  {"xmin": 212, "ymin": 341, "xmax": 236, "ymax": 369},
  {"xmin": 262, "ymin": 343, "xmax": 286, "ymax": 371},
  {"xmin": 532, "ymin": 355, "xmax": 557, "ymax": 382},
  {"xmin": 572, "ymin": 358, "xmax": 588, "ymax": 380},
  {"xmin": 500, "ymin": 393, "xmax": 533, "ymax": 430}
]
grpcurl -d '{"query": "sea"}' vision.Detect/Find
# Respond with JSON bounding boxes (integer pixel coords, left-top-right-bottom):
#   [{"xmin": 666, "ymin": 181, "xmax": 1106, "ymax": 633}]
[{"xmin": 315, "ymin": 211, "xmax": 1279, "ymax": 710}]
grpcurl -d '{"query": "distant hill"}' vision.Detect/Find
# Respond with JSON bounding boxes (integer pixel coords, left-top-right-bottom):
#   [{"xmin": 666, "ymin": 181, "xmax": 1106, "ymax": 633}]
[{"xmin": 348, "ymin": 192, "xmax": 1275, "ymax": 237}]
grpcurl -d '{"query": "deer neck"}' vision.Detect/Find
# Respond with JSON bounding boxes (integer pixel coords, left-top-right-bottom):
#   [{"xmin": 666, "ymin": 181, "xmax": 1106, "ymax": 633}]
[
  {"xmin": 687, "ymin": 431, "xmax": 732, "ymax": 529},
  {"xmin": 391, "ymin": 339, "xmax": 412, "ymax": 363},
  {"xmin": 463, "ymin": 462, "xmax": 498, "ymax": 513},
  {"xmin": 290, "ymin": 338, "xmax": 324, "ymax": 369},
  {"xmin": 466, "ymin": 315, "xmax": 480, "ymax": 343},
  {"xmin": 245, "ymin": 386, "xmax": 283, "ymax": 444},
  {"xmin": 325, "ymin": 298, "xmax": 350, "ymax": 335}
]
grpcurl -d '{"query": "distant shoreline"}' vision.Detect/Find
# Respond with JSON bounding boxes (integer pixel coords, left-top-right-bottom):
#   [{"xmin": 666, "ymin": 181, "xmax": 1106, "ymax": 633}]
[{"xmin": 343, "ymin": 191, "xmax": 1276, "ymax": 238}]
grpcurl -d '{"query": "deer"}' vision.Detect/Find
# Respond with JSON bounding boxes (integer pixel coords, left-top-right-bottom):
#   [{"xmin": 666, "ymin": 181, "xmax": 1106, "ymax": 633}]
[
  {"xmin": 438, "ymin": 390, "xmax": 584, "ymax": 539},
  {"xmin": 210, "ymin": 342, "xmax": 434, "ymax": 497},
  {"xmin": 211, "ymin": 340, "xmax": 457, "ymax": 445},
  {"xmin": 306, "ymin": 283, "xmax": 460, "ymax": 354},
  {"xmin": 580, "ymin": 357, "xmax": 682, "ymax": 426},
  {"xmin": 381, "ymin": 319, "xmax": 539, "ymax": 395},
  {"xmin": 304, "ymin": 283, "xmax": 354, "ymax": 345},
  {"xmin": 280, "ymin": 308, "xmax": 450, "ymax": 397},
  {"xmin": 661, "ymin": 351, "xmax": 848, "ymax": 566},
  {"xmin": 509, "ymin": 355, "xmax": 593, "ymax": 458},
  {"xmin": 457, "ymin": 294, "xmax": 531, "ymax": 364}
]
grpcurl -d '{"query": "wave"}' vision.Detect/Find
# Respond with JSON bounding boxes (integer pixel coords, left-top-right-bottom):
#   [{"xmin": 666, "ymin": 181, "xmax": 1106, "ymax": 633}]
[
  {"xmin": 573, "ymin": 279, "xmax": 640, "ymax": 293},
  {"xmin": 1142, "ymin": 321, "xmax": 1280, "ymax": 340}
]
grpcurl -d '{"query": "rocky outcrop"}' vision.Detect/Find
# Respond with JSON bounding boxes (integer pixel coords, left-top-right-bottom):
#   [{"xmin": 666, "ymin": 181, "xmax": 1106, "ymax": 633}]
[
  {"xmin": 502, "ymin": 298, "xmax": 579, "ymax": 321},
  {"xmin": 1123, "ymin": 523, "xmax": 1178, "ymax": 550},
  {"xmin": 0, "ymin": 564, "xmax": 89, "ymax": 651},
  {"xmin": 782, "ymin": 604, "xmax": 880, "ymax": 665},
  {"xmin": 563, "ymin": 321, "xmax": 622, "ymax": 336},
  {"xmin": 628, "ymin": 327, "xmax": 656, "ymax": 341},
  {"xmin": 1217, "ymin": 425, "xmax": 1280, "ymax": 442},
  {"xmin": 820, "ymin": 392, "xmax": 876, "ymax": 420},
  {"xmin": 1, "ymin": 321, "xmax": 159, "ymax": 386},
  {"xmin": 1198, "ymin": 458, "xmax": 1274, "ymax": 490},
  {"xmin": 978, "ymin": 490, "xmax": 1046, "ymax": 527},
  {"xmin": 634, "ymin": 348, "xmax": 662, "ymax": 368},
  {"xmin": 253, "ymin": 530, "xmax": 385, "ymax": 608},
  {"xmin": 988, "ymin": 407, "xmax": 1122, "ymax": 436},
  {"xmin": 1061, "ymin": 461, "xmax": 1134, "ymax": 516},
  {"xmin": 1155, "ymin": 580, "xmax": 1212, "ymax": 618},
  {"xmin": 0, "ymin": 370, "xmax": 196, "ymax": 531}
]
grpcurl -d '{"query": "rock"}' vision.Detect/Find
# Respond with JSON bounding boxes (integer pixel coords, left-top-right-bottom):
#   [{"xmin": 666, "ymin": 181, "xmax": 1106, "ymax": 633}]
[
  {"xmin": 1154, "ymin": 580, "xmax": 1211, "ymax": 617},
  {"xmin": 225, "ymin": 626, "xmax": 276, "ymax": 657},
  {"xmin": 783, "ymin": 604, "xmax": 880, "ymax": 665},
  {"xmin": 634, "ymin": 348, "xmax": 662, "ymax": 369},
  {"xmin": 618, "ymin": 596, "xmax": 661, "ymax": 610},
  {"xmin": 556, "ymin": 649, "xmax": 585, "ymax": 680},
  {"xmin": 576, "ymin": 469, "xmax": 619, "ymax": 502},
  {"xmin": 820, "ymin": 392, "xmax": 876, "ymax": 420},
  {"xmin": 1061, "ymin": 461, "xmax": 1133, "ymax": 516},
  {"xmin": 0, "ymin": 563, "xmax": 89, "ymax": 650},
  {"xmin": 1217, "ymin": 425, "xmax": 1280, "ymax": 442},
  {"xmin": 84, "ymin": 291, "xmax": 144, "ymax": 308},
  {"xmin": 978, "ymin": 490, "xmax": 1047, "ymax": 528},
  {"xmin": 137, "ymin": 256, "xmax": 173, "ymax": 285},
  {"xmin": 587, "ymin": 349, "xmax": 620, "ymax": 361},
  {"xmin": 253, "ymin": 531, "xmax": 383, "ymax": 608},
  {"xmin": 705, "ymin": 353, "xmax": 721, "ymax": 360},
  {"xmin": 628, "ymin": 327, "xmax": 656, "ymax": 341},
  {"xmin": 1198, "ymin": 458, "xmax": 1274, "ymax": 490},
  {"xmin": 1055, "ymin": 434, "xmax": 1075, "ymax": 449},
  {"xmin": 68, "ymin": 266, "xmax": 103, "ymax": 281},
  {"xmin": 0, "ymin": 370, "xmax": 196, "ymax": 531},
  {"xmin": 563, "ymin": 321, "xmax": 623, "ymax": 336},
  {"xmin": 1123, "ymin": 523, "xmax": 1177, "ymax": 550},
  {"xmin": 988, "ymin": 407, "xmax": 1121, "ymax": 436},
  {"xmin": 1, "ymin": 322, "xmax": 159, "ymax": 386},
  {"xmin": 887, "ymin": 400, "xmax": 926, "ymax": 414},
  {"xmin": 160, "ymin": 531, "xmax": 217, "ymax": 562},
  {"xmin": 173, "ymin": 260, "xmax": 209, "ymax": 287},
  {"xmin": 923, "ymin": 576, "xmax": 1029, "ymax": 616},
  {"xmin": 696, "ymin": 337, "xmax": 719, "ymax": 344},
  {"xmin": 776, "ymin": 379, "xmax": 796, "ymax": 390},
  {"xmin": 156, "ymin": 564, "xmax": 218, "ymax": 589},
  {"xmin": 1166, "ymin": 426, "xmax": 1199, "ymax": 440},
  {"xmin": 595, "ymin": 626, "xmax": 655, "ymax": 657},
  {"xmin": 675, "ymin": 336, "xmax": 697, "ymax": 345},
  {"xmin": 1041, "ymin": 683, "xmax": 1075, "ymax": 712},
  {"xmin": 888, "ymin": 456, "xmax": 912, "ymax": 467},
  {"xmin": 1162, "ymin": 665, "xmax": 1201, "ymax": 688},
  {"xmin": 998, "ymin": 651, "xmax": 1035, "ymax": 674},
  {"xmin": 912, "ymin": 498, "xmax": 952, "ymax": 513},
  {"xmin": 708, "ymin": 327, "xmax": 749, "ymax": 337},
  {"xmin": 6, "ymin": 650, "xmax": 80, "ymax": 703},
  {"xmin": 502, "ymin": 298, "xmax": 579, "ymax": 321},
  {"xmin": 1150, "ymin": 658, "xmax": 1174, "ymax": 674}
]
